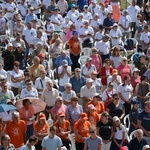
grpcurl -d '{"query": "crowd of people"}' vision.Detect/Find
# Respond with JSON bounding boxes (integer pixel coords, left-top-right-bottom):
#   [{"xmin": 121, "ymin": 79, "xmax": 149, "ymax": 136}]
[{"xmin": 0, "ymin": 0, "xmax": 149, "ymax": 150}]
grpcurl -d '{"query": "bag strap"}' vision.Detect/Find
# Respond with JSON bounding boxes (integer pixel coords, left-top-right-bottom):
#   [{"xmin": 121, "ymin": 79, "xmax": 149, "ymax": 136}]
[{"xmin": 40, "ymin": 79, "xmax": 43, "ymax": 88}]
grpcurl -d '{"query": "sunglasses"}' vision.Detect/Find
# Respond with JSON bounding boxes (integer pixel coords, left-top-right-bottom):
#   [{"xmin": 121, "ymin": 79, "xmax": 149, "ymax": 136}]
[
  {"xmin": 114, "ymin": 98, "xmax": 119, "ymax": 100},
  {"xmin": 59, "ymin": 116, "xmax": 65, "ymax": 118},
  {"xmin": 89, "ymin": 131, "xmax": 95, "ymax": 133}
]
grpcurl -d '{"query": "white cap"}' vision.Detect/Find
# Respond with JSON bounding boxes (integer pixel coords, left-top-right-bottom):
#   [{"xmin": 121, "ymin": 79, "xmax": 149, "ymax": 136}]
[
  {"xmin": 139, "ymin": 52, "xmax": 146, "ymax": 57},
  {"xmin": 91, "ymin": 0, "xmax": 97, "ymax": 3},
  {"xmin": 7, "ymin": 43, "xmax": 13, "ymax": 47},
  {"xmin": 93, "ymin": 93, "xmax": 100, "ymax": 97},
  {"xmin": 16, "ymin": 43, "xmax": 21, "ymax": 47},
  {"xmin": 113, "ymin": 116, "xmax": 120, "ymax": 122},
  {"xmin": 88, "ymin": 104, "xmax": 96, "ymax": 110},
  {"xmin": 143, "ymin": 145, "xmax": 150, "ymax": 150},
  {"xmin": 113, "ymin": 23, "xmax": 118, "ymax": 27},
  {"xmin": 86, "ymin": 78, "xmax": 94, "ymax": 83},
  {"xmin": 133, "ymin": 68, "xmax": 140, "ymax": 72}
]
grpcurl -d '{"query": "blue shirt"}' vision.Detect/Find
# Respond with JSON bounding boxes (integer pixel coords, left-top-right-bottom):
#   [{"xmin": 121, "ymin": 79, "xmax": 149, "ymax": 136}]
[
  {"xmin": 25, "ymin": 14, "xmax": 38, "ymax": 24},
  {"xmin": 70, "ymin": 75, "xmax": 86, "ymax": 94},
  {"xmin": 103, "ymin": 17, "xmax": 115, "ymax": 30},
  {"xmin": 41, "ymin": 135, "xmax": 62, "ymax": 150},
  {"xmin": 128, "ymin": 137, "xmax": 147, "ymax": 150},
  {"xmin": 55, "ymin": 55, "xmax": 73, "ymax": 67}
]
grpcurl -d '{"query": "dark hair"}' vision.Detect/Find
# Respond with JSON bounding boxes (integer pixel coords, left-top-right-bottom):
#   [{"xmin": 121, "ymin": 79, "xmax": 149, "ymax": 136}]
[
  {"xmin": 112, "ymin": 93, "xmax": 118, "ymax": 98},
  {"xmin": 99, "ymin": 25, "xmax": 104, "ymax": 30},
  {"xmin": 14, "ymin": 61, "xmax": 20, "ymax": 66},
  {"xmin": 24, "ymin": 72, "xmax": 30, "ymax": 77},
  {"xmin": 122, "ymin": 76, "xmax": 130, "ymax": 86},
  {"xmin": 28, "ymin": 135, "xmax": 38, "ymax": 143},
  {"xmin": 25, "ymin": 79, "xmax": 32, "ymax": 84},
  {"xmin": 22, "ymin": 99, "xmax": 30, "ymax": 106},
  {"xmin": 50, "ymin": 126, "xmax": 56, "ymax": 131},
  {"xmin": 141, "ymin": 75, "xmax": 146, "ymax": 81},
  {"xmin": 71, "ymin": 97, "xmax": 79, "ymax": 101},
  {"xmin": 1, "ymin": 134, "xmax": 9, "ymax": 144}
]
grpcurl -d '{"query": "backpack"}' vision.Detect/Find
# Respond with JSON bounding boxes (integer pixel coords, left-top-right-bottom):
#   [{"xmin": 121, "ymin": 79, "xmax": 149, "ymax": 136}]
[
  {"xmin": 124, "ymin": 39, "xmax": 134, "ymax": 50},
  {"xmin": 133, "ymin": 53, "xmax": 139, "ymax": 64}
]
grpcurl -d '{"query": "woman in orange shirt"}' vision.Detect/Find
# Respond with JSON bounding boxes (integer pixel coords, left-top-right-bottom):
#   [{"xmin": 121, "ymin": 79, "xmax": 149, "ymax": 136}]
[
  {"xmin": 54, "ymin": 112, "xmax": 71, "ymax": 149},
  {"xmin": 74, "ymin": 113, "xmax": 91, "ymax": 150},
  {"xmin": 34, "ymin": 113, "xmax": 49, "ymax": 150},
  {"xmin": 68, "ymin": 30, "xmax": 81, "ymax": 71}
]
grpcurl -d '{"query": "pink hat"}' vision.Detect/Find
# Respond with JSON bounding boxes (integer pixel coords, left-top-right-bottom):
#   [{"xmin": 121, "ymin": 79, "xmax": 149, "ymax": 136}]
[{"xmin": 88, "ymin": 104, "xmax": 96, "ymax": 110}]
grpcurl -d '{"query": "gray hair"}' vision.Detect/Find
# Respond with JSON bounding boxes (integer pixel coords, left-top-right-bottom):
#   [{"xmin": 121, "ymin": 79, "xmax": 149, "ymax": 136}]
[
  {"xmin": 135, "ymin": 129, "xmax": 143, "ymax": 135},
  {"xmin": 65, "ymin": 83, "xmax": 72, "ymax": 89}
]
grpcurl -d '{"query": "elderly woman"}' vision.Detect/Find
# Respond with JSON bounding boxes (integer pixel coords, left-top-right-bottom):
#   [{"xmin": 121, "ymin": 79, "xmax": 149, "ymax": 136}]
[
  {"xmin": 106, "ymin": 93, "xmax": 125, "ymax": 121},
  {"xmin": 131, "ymin": 68, "xmax": 141, "ymax": 93},
  {"xmin": 74, "ymin": 113, "xmax": 91, "ymax": 150},
  {"xmin": 84, "ymin": 125, "xmax": 103, "ymax": 150},
  {"xmin": 110, "ymin": 46, "xmax": 122, "ymax": 69},
  {"xmin": 109, "ymin": 23, "xmax": 122, "ymax": 47},
  {"xmin": 62, "ymin": 83, "xmax": 76, "ymax": 105},
  {"xmin": 19, "ymin": 99, "xmax": 35, "ymax": 140},
  {"xmin": 100, "ymin": 58, "xmax": 113, "ymax": 91},
  {"xmin": 29, "ymin": 56, "xmax": 45, "ymax": 83},
  {"xmin": 51, "ymin": 96, "xmax": 67, "ymax": 122},
  {"xmin": 10, "ymin": 61, "xmax": 24, "ymax": 96},
  {"xmin": 90, "ymin": 47, "xmax": 102, "ymax": 74},
  {"xmin": 34, "ymin": 113, "xmax": 49, "ymax": 150},
  {"xmin": 67, "ymin": 97, "xmax": 83, "ymax": 128},
  {"xmin": 96, "ymin": 111, "xmax": 113, "ymax": 150},
  {"xmin": 117, "ymin": 57, "xmax": 131, "ymax": 81},
  {"xmin": 54, "ymin": 112, "xmax": 71, "ymax": 149}
]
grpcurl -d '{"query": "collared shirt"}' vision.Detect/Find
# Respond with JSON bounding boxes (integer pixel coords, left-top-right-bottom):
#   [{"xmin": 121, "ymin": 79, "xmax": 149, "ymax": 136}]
[
  {"xmin": 55, "ymin": 55, "xmax": 72, "ymax": 67},
  {"xmin": 103, "ymin": 17, "xmax": 115, "ymax": 29},
  {"xmin": 128, "ymin": 137, "xmax": 147, "ymax": 150},
  {"xmin": 62, "ymin": 90, "xmax": 76, "ymax": 102},
  {"xmin": 20, "ymin": 87, "xmax": 38, "ymax": 98},
  {"xmin": 24, "ymin": 14, "xmax": 38, "ymax": 24},
  {"xmin": 70, "ymin": 75, "xmax": 86, "ymax": 94},
  {"xmin": 80, "ymin": 85, "xmax": 96, "ymax": 99},
  {"xmin": 41, "ymin": 88, "xmax": 59, "ymax": 106}
]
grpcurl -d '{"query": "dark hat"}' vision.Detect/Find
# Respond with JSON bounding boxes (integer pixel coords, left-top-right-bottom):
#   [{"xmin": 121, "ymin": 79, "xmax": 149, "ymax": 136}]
[{"xmin": 132, "ymin": 100, "xmax": 140, "ymax": 105}]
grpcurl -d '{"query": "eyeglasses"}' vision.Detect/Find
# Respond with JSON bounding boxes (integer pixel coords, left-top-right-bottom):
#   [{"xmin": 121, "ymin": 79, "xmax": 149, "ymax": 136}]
[
  {"xmin": 89, "ymin": 131, "xmax": 95, "ymax": 133},
  {"xmin": 17, "ymin": 20, "xmax": 21, "ymax": 21}
]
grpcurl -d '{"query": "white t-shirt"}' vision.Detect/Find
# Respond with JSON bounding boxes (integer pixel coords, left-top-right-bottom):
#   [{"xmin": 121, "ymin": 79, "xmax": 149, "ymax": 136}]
[
  {"xmin": 127, "ymin": 5, "xmax": 141, "ymax": 22},
  {"xmin": 79, "ymin": 26, "xmax": 94, "ymax": 43},
  {"xmin": 140, "ymin": 31, "xmax": 150, "ymax": 44},
  {"xmin": 0, "ymin": 17, "xmax": 7, "ymax": 32},
  {"xmin": 20, "ymin": 87, "xmax": 38, "ymax": 98},
  {"xmin": 67, "ymin": 10, "xmax": 79, "ymax": 23},
  {"xmin": 28, "ymin": 0, "xmax": 41, "ymax": 14},
  {"xmin": 90, "ymin": 19, "xmax": 103, "ymax": 29},
  {"xmin": 102, "ymin": 88, "xmax": 116, "ymax": 101},
  {"xmin": 57, "ymin": 0, "xmax": 68, "ymax": 15},
  {"xmin": 117, "ymin": 84, "xmax": 133, "ymax": 104},
  {"xmin": 22, "ymin": 27, "xmax": 36, "ymax": 45},
  {"xmin": 115, "ymin": 125, "xmax": 126, "ymax": 140},
  {"xmin": 5, "ymin": 2, "xmax": 16, "ymax": 19},
  {"xmin": 95, "ymin": 40, "xmax": 110, "ymax": 55},
  {"xmin": 110, "ymin": 55, "xmax": 122, "ymax": 69},
  {"xmin": 94, "ymin": 31, "xmax": 104, "ymax": 41},
  {"xmin": 50, "ymin": 14, "xmax": 63, "ymax": 31},
  {"xmin": 44, "ymin": 23, "xmax": 55, "ymax": 36},
  {"xmin": 89, "ymin": 4, "xmax": 100, "ymax": 15},
  {"xmin": 109, "ymin": 28, "xmax": 122, "ymax": 46},
  {"xmin": 0, "ymin": 69, "xmax": 7, "ymax": 78},
  {"xmin": 0, "ymin": 110, "xmax": 15, "ymax": 121},
  {"xmin": 58, "ymin": 65, "xmax": 71, "ymax": 86},
  {"xmin": 10, "ymin": 70, "xmax": 24, "ymax": 88},
  {"xmin": 75, "ymin": 19, "xmax": 85, "ymax": 32},
  {"xmin": 18, "ymin": 3, "xmax": 28, "ymax": 17},
  {"xmin": 118, "ymin": 15, "xmax": 131, "ymax": 33},
  {"xmin": 34, "ymin": 77, "xmax": 50, "ymax": 94},
  {"xmin": 43, "ymin": 0, "xmax": 51, "ymax": 9},
  {"xmin": 83, "ymin": 12, "xmax": 93, "ymax": 21},
  {"xmin": 97, "ymin": 9, "xmax": 107, "ymax": 23}
]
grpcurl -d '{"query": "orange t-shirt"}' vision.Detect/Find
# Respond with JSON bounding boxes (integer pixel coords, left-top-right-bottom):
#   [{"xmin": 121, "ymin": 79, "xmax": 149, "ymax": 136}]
[
  {"xmin": 68, "ymin": 38, "xmax": 80, "ymax": 54},
  {"xmin": 54, "ymin": 120, "xmax": 70, "ymax": 139},
  {"xmin": 34, "ymin": 122, "xmax": 49, "ymax": 133},
  {"xmin": 87, "ymin": 112, "xmax": 100, "ymax": 125},
  {"xmin": 86, "ymin": 101, "xmax": 105, "ymax": 114},
  {"xmin": 74, "ymin": 120, "xmax": 91, "ymax": 143},
  {"xmin": 5, "ymin": 120, "xmax": 26, "ymax": 148}
]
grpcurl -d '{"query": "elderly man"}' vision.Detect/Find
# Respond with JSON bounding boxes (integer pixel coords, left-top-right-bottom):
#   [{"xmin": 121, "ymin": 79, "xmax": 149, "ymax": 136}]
[
  {"xmin": 129, "ymin": 129, "xmax": 147, "ymax": 150},
  {"xmin": 70, "ymin": 68, "xmax": 86, "ymax": 97},
  {"xmin": 34, "ymin": 69, "xmax": 50, "ymax": 98},
  {"xmin": 41, "ymin": 80, "xmax": 59, "ymax": 120},
  {"xmin": 5, "ymin": 111, "xmax": 26, "ymax": 149},
  {"xmin": 58, "ymin": 60, "xmax": 72, "ymax": 92},
  {"xmin": 80, "ymin": 78, "xmax": 96, "ymax": 111},
  {"xmin": 138, "ymin": 101, "xmax": 150, "ymax": 145}
]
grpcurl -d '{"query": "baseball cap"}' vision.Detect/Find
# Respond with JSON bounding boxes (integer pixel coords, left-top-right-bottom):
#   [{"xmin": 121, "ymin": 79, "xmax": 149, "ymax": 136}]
[
  {"xmin": 93, "ymin": 93, "xmax": 100, "ymax": 97},
  {"xmin": 38, "ymin": 113, "xmax": 46, "ymax": 120},
  {"xmin": 58, "ymin": 112, "xmax": 65, "ymax": 117},
  {"xmin": 16, "ymin": 43, "xmax": 21, "ymax": 47},
  {"xmin": 113, "ymin": 23, "xmax": 118, "ymax": 27},
  {"xmin": 112, "ymin": 69, "xmax": 118, "ymax": 75},
  {"xmin": 103, "ymin": 34, "xmax": 110, "ymax": 40},
  {"xmin": 113, "ymin": 116, "xmax": 120, "ymax": 122},
  {"xmin": 86, "ymin": 78, "xmax": 94, "ymax": 83},
  {"xmin": 133, "ymin": 68, "xmax": 140, "ymax": 72},
  {"xmin": 139, "ymin": 52, "xmax": 146, "ymax": 58},
  {"xmin": 80, "ymin": 113, "xmax": 88, "ymax": 120},
  {"xmin": 132, "ymin": 99, "xmax": 140, "ymax": 105},
  {"xmin": 38, "ymin": 53, "xmax": 45, "ymax": 58},
  {"xmin": 88, "ymin": 104, "xmax": 96, "ymax": 110},
  {"xmin": 30, "ymin": 7, "xmax": 34, "ymax": 11},
  {"xmin": 7, "ymin": 43, "xmax": 13, "ymax": 47},
  {"xmin": 91, "ymin": 71, "xmax": 98, "ymax": 75},
  {"xmin": 120, "ymin": 146, "xmax": 128, "ymax": 150},
  {"xmin": 91, "ymin": 0, "xmax": 97, "ymax": 3},
  {"xmin": 72, "ymin": 30, "xmax": 79, "ymax": 35},
  {"xmin": 62, "ymin": 60, "xmax": 68, "ymax": 66},
  {"xmin": 84, "ymin": 5, "xmax": 88, "ymax": 8},
  {"xmin": 87, "ymin": 57, "xmax": 92, "ymax": 61},
  {"xmin": 71, "ymin": 4, "xmax": 76, "ymax": 8},
  {"xmin": 143, "ymin": 145, "xmax": 150, "ymax": 150},
  {"xmin": 122, "ymin": 56, "xmax": 127, "ymax": 61}
]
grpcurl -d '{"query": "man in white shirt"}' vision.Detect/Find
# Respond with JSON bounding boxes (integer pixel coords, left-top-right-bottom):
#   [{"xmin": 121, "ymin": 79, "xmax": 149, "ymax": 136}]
[
  {"xmin": 18, "ymin": 0, "xmax": 28, "ymax": 20},
  {"xmin": 95, "ymin": 34, "xmax": 110, "ymax": 64},
  {"xmin": 89, "ymin": 0, "xmax": 100, "ymax": 16},
  {"xmin": 80, "ymin": 78, "xmax": 96, "ymax": 111},
  {"xmin": 127, "ymin": 0, "xmax": 141, "ymax": 37},
  {"xmin": 41, "ymin": 80, "xmax": 59, "ymax": 119},
  {"xmin": 83, "ymin": 5, "xmax": 93, "ymax": 23},
  {"xmin": 34, "ymin": 69, "xmax": 50, "ymax": 98},
  {"xmin": 58, "ymin": 60, "xmax": 72, "ymax": 92},
  {"xmin": 118, "ymin": 9, "xmax": 131, "ymax": 41}
]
